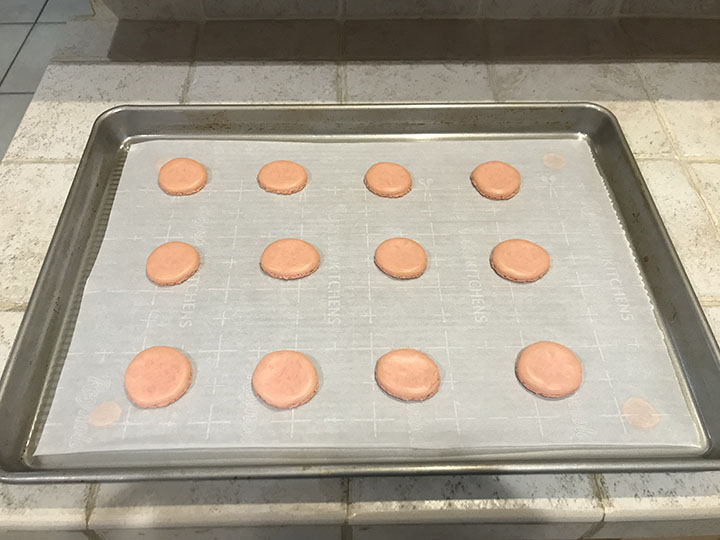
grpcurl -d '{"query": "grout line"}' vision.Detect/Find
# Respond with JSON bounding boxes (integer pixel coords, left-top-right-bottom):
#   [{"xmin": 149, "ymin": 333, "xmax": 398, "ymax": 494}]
[
  {"xmin": 685, "ymin": 162, "xmax": 720, "ymax": 232},
  {"xmin": 634, "ymin": 155, "xmax": 680, "ymax": 161},
  {"xmin": 335, "ymin": 63, "xmax": 347, "ymax": 103},
  {"xmin": 83, "ymin": 483, "xmax": 100, "ymax": 529},
  {"xmin": 1, "ymin": 13, "xmax": 719, "ymax": 25},
  {"xmin": 185, "ymin": 16, "xmax": 202, "ymax": 96},
  {"xmin": 0, "ymin": 29, "xmax": 32, "ymax": 88},
  {"xmin": 82, "ymin": 528, "xmax": 105, "ymax": 540},
  {"xmin": 700, "ymin": 298, "xmax": 720, "ymax": 307},
  {"xmin": 0, "ymin": 302, "xmax": 28, "ymax": 312},
  {"xmin": 630, "ymin": 61, "xmax": 720, "ymax": 243},
  {"xmin": 52, "ymin": 56, "xmax": 112, "ymax": 64},
  {"xmin": 481, "ymin": 13, "xmax": 639, "ymax": 19},
  {"xmin": 617, "ymin": 12, "xmax": 720, "ymax": 19},
  {"xmin": 683, "ymin": 157, "xmax": 720, "ymax": 164},
  {"xmin": 1, "ymin": 158, "xmax": 81, "ymax": 165},
  {"xmin": 340, "ymin": 477, "xmax": 352, "ymax": 540},
  {"xmin": 474, "ymin": 12, "xmax": 720, "ymax": 19},
  {"xmin": 47, "ymin": 60, "xmax": 190, "ymax": 67},
  {"xmin": 579, "ymin": 473, "xmax": 609, "ymax": 539},
  {"xmin": 0, "ymin": 0, "xmax": 51, "ymax": 88},
  {"xmin": 474, "ymin": 0, "xmax": 484, "ymax": 18},
  {"xmin": 613, "ymin": 16, "xmax": 635, "ymax": 60},
  {"xmin": 485, "ymin": 63, "xmax": 502, "ymax": 101},
  {"xmin": 336, "ymin": 16, "xmax": 347, "ymax": 102},
  {"xmin": 180, "ymin": 64, "xmax": 195, "ymax": 104}
]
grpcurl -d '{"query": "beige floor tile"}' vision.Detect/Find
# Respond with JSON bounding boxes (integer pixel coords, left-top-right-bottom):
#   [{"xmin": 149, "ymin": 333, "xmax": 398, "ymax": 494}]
[
  {"xmin": 31, "ymin": 63, "xmax": 188, "ymax": 102},
  {"xmin": 492, "ymin": 63, "xmax": 673, "ymax": 157},
  {"xmin": 689, "ymin": 162, "xmax": 720, "ymax": 228},
  {"xmin": 705, "ymin": 306, "xmax": 720, "ymax": 342},
  {"xmin": 350, "ymin": 474, "xmax": 602, "ymax": 539},
  {"xmin": 5, "ymin": 63, "xmax": 187, "ymax": 161},
  {"xmin": 0, "ymin": 163, "xmax": 79, "ymax": 305},
  {"xmin": 90, "ymin": 478, "xmax": 346, "ymax": 528},
  {"xmin": 345, "ymin": 62, "xmax": 493, "ymax": 102},
  {"xmin": 637, "ymin": 159, "xmax": 720, "ymax": 298},
  {"xmin": 636, "ymin": 62, "xmax": 720, "ymax": 159},
  {"xmin": 0, "ymin": 311, "xmax": 24, "ymax": 373},
  {"xmin": 0, "ymin": 482, "xmax": 89, "ymax": 530},
  {"xmin": 595, "ymin": 473, "xmax": 720, "ymax": 538},
  {"xmin": 187, "ymin": 63, "xmax": 337, "ymax": 103},
  {"xmin": 3, "ymin": 100, "xmax": 116, "ymax": 161}
]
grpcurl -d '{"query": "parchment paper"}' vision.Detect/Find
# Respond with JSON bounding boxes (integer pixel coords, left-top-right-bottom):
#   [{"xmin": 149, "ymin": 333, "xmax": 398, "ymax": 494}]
[{"xmin": 35, "ymin": 136, "xmax": 704, "ymax": 459}]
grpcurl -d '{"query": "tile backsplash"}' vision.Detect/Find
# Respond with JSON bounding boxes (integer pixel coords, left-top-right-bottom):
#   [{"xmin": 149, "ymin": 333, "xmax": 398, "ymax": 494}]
[{"xmin": 93, "ymin": 0, "xmax": 720, "ymax": 20}]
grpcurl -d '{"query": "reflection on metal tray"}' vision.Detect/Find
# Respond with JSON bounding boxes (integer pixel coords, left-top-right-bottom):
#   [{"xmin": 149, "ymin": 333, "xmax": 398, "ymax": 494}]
[{"xmin": 1, "ymin": 104, "xmax": 719, "ymax": 483}]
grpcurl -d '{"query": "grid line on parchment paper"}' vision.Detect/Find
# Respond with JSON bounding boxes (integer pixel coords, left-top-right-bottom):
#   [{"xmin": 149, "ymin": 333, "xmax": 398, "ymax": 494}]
[
  {"xmin": 34, "ymin": 137, "xmax": 703, "ymax": 458},
  {"xmin": 364, "ymin": 186, "xmax": 382, "ymax": 438},
  {"xmin": 425, "ymin": 173, "xmax": 461, "ymax": 434},
  {"xmin": 546, "ymin": 173, "xmax": 625, "ymax": 436},
  {"xmin": 121, "ymin": 192, "xmax": 176, "ymax": 441},
  {"xmin": 492, "ymin": 220, "xmax": 537, "ymax": 433}
]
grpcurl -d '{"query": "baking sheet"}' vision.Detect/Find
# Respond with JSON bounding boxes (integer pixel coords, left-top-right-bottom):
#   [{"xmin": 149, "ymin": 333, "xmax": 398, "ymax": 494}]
[{"xmin": 35, "ymin": 136, "xmax": 704, "ymax": 458}]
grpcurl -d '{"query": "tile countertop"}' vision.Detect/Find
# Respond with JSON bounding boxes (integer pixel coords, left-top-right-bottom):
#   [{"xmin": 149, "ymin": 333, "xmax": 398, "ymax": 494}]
[{"xmin": 1, "ymin": 19, "xmax": 720, "ymax": 540}]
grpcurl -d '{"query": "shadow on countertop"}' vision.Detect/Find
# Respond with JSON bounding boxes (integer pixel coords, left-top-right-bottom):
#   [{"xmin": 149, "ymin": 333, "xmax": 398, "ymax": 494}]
[{"xmin": 105, "ymin": 17, "xmax": 720, "ymax": 63}]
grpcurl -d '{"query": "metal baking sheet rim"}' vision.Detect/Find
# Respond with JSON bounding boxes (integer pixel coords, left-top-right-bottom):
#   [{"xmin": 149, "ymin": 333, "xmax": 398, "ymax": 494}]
[{"xmin": 1, "ymin": 103, "xmax": 719, "ymax": 483}]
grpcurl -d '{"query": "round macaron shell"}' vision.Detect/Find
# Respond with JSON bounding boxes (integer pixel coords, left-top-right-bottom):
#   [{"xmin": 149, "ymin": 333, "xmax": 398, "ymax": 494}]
[
  {"xmin": 470, "ymin": 160, "xmax": 521, "ymax": 200},
  {"xmin": 252, "ymin": 350, "xmax": 319, "ymax": 409},
  {"xmin": 364, "ymin": 162, "xmax": 412, "ymax": 198},
  {"xmin": 375, "ymin": 348, "xmax": 441, "ymax": 401},
  {"xmin": 515, "ymin": 341, "xmax": 582, "ymax": 398},
  {"xmin": 374, "ymin": 237, "xmax": 427, "ymax": 279},
  {"xmin": 490, "ymin": 239, "xmax": 550, "ymax": 283},
  {"xmin": 260, "ymin": 238, "xmax": 320, "ymax": 280},
  {"xmin": 146, "ymin": 241, "xmax": 201, "ymax": 286},
  {"xmin": 257, "ymin": 160, "xmax": 308, "ymax": 194},
  {"xmin": 158, "ymin": 157, "xmax": 207, "ymax": 195},
  {"xmin": 124, "ymin": 346, "xmax": 193, "ymax": 408}
]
